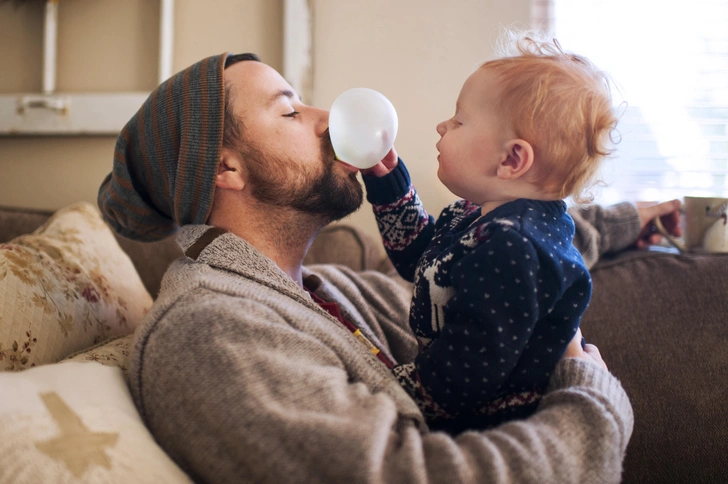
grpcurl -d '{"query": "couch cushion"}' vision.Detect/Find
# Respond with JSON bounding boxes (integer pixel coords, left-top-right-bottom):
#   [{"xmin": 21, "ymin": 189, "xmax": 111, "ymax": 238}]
[
  {"xmin": 582, "ymin": 249, "xmax": 728, "ymax": 484},
  {"xmin": 0, "ymin": 202, "xmax": 151, "ymax": 370},
  {"xmin": 112, "ymin": 235, "xmax": 182, "ymax": 299},
  {"xmin": 0, "ymin": 361, "xmax": 192, "ymax": 483},
  {"xmin": 304, "ymin": 223, "xmax": 384, "ymax": 271}
]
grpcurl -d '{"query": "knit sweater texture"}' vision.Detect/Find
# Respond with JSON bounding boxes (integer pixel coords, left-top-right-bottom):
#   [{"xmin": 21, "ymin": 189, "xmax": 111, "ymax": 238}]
[
  {"xmin": 128, "ymin": 215, "xmax": 636, "ymax": 484},
  {"xmin": 364, "ymin": 161, "xmax": 592, "ymax": 431}
]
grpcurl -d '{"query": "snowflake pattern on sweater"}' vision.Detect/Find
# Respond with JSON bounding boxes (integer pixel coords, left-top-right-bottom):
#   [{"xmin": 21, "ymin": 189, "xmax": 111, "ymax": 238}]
[{"xmin": 364, "ymin": 161, "xmax": 592, "ymax": 432}]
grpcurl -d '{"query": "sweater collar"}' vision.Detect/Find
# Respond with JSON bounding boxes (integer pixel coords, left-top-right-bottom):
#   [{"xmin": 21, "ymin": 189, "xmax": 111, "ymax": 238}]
[
  {"xmin": 487, "ymin": 198, "xmax": 567, "ymax": 220},
  {"xmin": 176, "ymin": 224, "xmax": 309, "ymax": 301},
  {"xmin": 175, "ymin": 225, "xmax": 402, "ymax": 368}
]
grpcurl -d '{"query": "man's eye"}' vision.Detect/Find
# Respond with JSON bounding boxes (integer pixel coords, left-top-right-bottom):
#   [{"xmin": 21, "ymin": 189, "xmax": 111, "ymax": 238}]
[{"xmin": 283, "ymin": 111, "xmax": 300, "ymax": 118}]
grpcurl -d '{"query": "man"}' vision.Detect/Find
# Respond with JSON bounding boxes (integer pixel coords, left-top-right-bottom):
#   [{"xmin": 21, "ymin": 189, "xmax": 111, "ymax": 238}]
[{"xmin": 98, "ymin": 52, "xmax": 677, "ymax": 483}]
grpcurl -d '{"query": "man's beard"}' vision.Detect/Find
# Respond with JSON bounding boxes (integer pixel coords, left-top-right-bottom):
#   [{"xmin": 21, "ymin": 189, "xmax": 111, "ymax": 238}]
[{"xmin": 240, "ymin": 132, "xmax": 363, "ymax": 223}]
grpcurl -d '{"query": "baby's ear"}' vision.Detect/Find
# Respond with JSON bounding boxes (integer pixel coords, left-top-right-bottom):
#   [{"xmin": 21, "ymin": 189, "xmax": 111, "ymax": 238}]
[
  {"xmin": 215, "ymin": 149, "xmax": 246, "ymax": 191},
  {"xmin": 497, "ymin": 139, "xmax": 534, "ymax": 180}
]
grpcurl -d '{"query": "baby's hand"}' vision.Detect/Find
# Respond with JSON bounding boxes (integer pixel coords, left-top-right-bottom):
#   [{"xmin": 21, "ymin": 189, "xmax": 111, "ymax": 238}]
[
  {"xmin": 562, "ymin": 328, "xmax": 607, "ymax": 370},
  {"xmin": 361, "ymin": 147, "xmax": 399, "ymax": 177}
]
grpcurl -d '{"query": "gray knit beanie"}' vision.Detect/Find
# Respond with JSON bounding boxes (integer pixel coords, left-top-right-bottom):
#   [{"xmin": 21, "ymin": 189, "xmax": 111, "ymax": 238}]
[{"xmin": 98, "ymin": 52, "xmax": 244, "ymax": 241}]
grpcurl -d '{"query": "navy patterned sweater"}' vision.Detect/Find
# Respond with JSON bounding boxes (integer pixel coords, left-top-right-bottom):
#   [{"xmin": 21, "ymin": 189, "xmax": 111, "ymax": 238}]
[{"xmin": 363, "ymin": 161, "xmax": 592, "ymax": 432}]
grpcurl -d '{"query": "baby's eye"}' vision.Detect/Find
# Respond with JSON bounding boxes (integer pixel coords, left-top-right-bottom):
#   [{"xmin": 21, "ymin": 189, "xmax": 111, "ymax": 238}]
[{"xmin": 282, "ymin": 111, "xmax": 300, "ymax": 118}]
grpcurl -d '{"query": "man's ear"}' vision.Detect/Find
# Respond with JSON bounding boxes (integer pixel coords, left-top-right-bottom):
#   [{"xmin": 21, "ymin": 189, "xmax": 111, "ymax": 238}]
[
  {"xmin": 215, "ymin": 148, "xmax": 246, "ymax": 191},
  {"xmin": 497, "ymin": 139, "xmax": 534, "ymax": 180}
]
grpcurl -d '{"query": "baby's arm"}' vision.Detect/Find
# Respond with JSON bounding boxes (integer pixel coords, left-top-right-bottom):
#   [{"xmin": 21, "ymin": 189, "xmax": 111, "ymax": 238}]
[{"xmin": 363, "ymin": 160, "xmax": 435, "ymax": 281}]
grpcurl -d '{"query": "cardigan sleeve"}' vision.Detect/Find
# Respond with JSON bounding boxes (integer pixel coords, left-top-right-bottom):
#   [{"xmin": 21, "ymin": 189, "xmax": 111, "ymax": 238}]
[
  {"xmin": 133, "ymin": 290, "xmax": 633, "ymax": 484},
  {"xmin": 568, "ymin": 202, "xmax": 641, "ymax": 269}
]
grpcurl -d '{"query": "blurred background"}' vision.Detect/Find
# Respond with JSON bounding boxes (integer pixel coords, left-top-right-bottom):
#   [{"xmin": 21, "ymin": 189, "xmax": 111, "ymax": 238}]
[{"xmin": 0, "ymin": 0, "xmax": 726, "ymax": 245}]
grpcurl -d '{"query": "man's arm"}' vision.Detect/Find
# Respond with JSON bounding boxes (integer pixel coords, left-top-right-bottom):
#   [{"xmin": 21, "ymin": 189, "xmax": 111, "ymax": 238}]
[
  {"xmin": 568, "ymin": 202, "xmax": 641, "ymax": 268},
  {"xmin": 134, "ymin": 292, "xmax": 633, "ymax": 484}
]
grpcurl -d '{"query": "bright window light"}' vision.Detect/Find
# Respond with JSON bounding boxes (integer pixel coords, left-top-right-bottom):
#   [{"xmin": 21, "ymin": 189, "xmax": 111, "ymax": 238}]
[{"xmin": 549, "ymin": 0, "xmax": 728, "ymax": 204}]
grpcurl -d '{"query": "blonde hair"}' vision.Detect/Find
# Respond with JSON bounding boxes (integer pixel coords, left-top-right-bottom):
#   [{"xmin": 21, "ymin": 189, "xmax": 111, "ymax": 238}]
[{"xmin": 482, "ymin": 29, "xmax": 618, "ymax": 204}]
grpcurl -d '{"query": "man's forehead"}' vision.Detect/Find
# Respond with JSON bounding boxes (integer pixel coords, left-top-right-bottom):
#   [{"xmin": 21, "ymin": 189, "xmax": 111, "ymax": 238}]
[{"xmin": 224, "ymin": 61, "xmax": 297, "ymax": 107}]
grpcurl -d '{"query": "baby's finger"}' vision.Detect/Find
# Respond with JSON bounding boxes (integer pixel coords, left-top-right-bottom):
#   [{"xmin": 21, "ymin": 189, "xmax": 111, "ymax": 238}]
[
  {"xmin": 562, "ymin": 328, "xmax": 585, "ymax": 359},
  {"xmin": 361, "ymin": 162, "xmax": 388, "ymax": 177},
  {"xmin": 583, "ymin": 344, "xmax": 607, "ymax": 370}
]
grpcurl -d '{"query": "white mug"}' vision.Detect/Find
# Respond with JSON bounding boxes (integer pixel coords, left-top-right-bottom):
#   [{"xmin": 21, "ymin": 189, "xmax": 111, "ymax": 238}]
[{"xmin": 655, "ymin": 196, "xmax": 728, "ymax": 253}]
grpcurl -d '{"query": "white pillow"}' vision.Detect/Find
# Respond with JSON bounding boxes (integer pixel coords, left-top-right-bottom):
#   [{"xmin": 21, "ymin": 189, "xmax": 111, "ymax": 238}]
[{"xmin": 0, "ymin": 362, "xmax": 192, "ymax": 483}]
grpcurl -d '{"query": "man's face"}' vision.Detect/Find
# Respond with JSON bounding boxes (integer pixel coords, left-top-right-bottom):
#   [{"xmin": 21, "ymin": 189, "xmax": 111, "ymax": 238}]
[{"xmin": 225, "ymin": 61, "xmax": 363, "ymax": 222}]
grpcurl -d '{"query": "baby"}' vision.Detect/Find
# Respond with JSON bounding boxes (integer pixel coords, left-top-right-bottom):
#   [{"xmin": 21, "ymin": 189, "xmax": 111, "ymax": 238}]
[{"xmin": 362, "ymin": 31, "xmax": 618, "ymax": 432}]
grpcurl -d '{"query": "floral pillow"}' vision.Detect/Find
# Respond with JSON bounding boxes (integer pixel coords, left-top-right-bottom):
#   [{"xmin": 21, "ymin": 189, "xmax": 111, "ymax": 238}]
[
  {"xmin": 0, "ymin": 202, "xmax": 151, "ymax": 371},
  {"xmin": 62, "ymin": 334, "xmax": 134, "ymax": 379}
]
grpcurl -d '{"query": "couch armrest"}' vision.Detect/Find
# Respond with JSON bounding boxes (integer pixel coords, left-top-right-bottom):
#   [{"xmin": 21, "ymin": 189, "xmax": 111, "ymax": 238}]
[{"xmin": 581, "ymin": 248, "xmax": 728, "ymax": 483}]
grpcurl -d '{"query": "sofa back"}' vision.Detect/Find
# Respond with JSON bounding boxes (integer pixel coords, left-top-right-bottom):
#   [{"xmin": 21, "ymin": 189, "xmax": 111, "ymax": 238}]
[{"xmin": 0, "ymin": 205, "xmax": 386, "ymax": 299}]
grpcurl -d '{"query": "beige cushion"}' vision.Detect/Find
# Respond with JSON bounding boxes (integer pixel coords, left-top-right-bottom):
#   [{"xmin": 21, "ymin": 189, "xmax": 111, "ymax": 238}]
[
  {"xmin": 582, "ymin": 249, "xmax": 728, "ymax": 484},
  {"xmin": 0, "ymin": 202, "xmax": 151, "ymax": 371},
  {"xmin": 304, "ymin": 224, "xmax": 385, "ymax": 271},
  {"xmin": 0, "ymin": 361, "xmax": 191, "ymax": 483}
]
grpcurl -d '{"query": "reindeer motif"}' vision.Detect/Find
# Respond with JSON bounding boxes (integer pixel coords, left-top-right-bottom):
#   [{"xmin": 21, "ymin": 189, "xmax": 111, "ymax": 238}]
[
  {"xmin": 415, "ymin": 218, "xmax": 515, "ymax": 346},
  {"xmin": 420, "ymin": 252, "xmax": 456, "ymax": 342}
]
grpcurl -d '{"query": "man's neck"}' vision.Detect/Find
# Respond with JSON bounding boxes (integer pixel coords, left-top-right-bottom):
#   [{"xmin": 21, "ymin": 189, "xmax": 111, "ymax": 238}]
[{"xmin": 209, "ymin": 202, "xmax": 326, "ymax": 288}]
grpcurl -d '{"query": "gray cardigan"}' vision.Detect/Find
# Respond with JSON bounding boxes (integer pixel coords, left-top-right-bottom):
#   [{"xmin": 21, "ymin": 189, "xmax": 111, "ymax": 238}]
[{"xmin": 129, "ymin": 203, "xmax": 638, "ymax": 484}]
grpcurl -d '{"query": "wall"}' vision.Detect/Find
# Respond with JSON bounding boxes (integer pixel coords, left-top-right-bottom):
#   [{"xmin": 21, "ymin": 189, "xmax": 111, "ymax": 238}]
[
  {"xmin": 313, "ymin": 0, "xmax": 530, "ymax": 241},
  {"xmin": 0, "ymin": 0, "xmax": 282, "ymax": 211},
  {"xmin": 0, "ymin": 0, "xmax": 531, "ymax": 244}
]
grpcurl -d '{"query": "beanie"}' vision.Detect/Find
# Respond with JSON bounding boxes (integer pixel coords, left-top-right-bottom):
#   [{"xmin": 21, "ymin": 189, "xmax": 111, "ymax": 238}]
[{"xmin": 98, "ymin": 53, "xmax": 228, "ymax": 241}]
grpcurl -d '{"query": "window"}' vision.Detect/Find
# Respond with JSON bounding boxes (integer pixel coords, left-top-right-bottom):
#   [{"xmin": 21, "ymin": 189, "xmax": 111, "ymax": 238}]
[{"xmin": 534, "ymin": 0, "xmax": 728, "ymax": 204}]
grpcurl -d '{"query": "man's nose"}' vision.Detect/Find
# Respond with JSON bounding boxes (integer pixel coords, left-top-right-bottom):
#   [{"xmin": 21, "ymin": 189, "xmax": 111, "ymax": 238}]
[{"xmin": 312, "ymin": 107, "xmax": 330, "ymax": 136}]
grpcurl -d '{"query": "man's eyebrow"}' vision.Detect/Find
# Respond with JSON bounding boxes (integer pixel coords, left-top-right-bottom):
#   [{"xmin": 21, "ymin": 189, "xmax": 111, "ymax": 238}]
[{"xmin": 268, "ymin": 89, "xmax": 301, "ymax": 105}]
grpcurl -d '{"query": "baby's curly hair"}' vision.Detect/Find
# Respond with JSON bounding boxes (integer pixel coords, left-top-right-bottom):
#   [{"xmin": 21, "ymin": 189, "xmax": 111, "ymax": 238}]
[{"xmin": 483, "ymin": 30, "xmax": 618, "ymax": 204}]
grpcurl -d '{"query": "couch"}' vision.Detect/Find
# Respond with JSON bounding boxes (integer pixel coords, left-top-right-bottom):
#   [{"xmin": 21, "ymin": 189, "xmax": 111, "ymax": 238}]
[{"xmin": 0, "ymin": 202, "xmax": 726, "ymax": 483}]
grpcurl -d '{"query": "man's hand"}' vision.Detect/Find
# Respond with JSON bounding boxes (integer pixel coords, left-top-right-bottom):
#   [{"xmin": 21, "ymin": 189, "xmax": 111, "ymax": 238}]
[
  {"xmin": 635, "ymin": 199, "xmax": 682, "ymax": 249},
  {"xmin": 562, "ymin": 328, "xmax": 607, "ymax": 370},
  {"xmin": 360, "ymin": 147, "xmax": 399, "ymax": 177}
]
